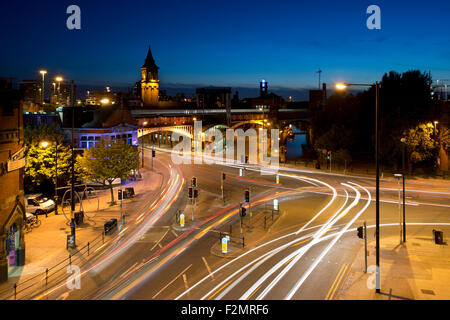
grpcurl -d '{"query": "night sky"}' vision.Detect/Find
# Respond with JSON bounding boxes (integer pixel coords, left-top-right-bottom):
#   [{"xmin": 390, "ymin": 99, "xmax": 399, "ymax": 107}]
[{"xmin": 1, "ymin": 0, "xmax": 449, "ymax": 98}]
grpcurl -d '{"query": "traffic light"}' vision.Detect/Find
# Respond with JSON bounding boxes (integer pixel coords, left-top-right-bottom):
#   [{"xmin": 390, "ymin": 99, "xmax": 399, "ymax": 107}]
[
  {"xmin": 241, "ymin": 206, "xmax": 247, "ymax": 217},
  {"xmin": 152, "ymin": 149, "xmax": 155, "ymax": 157},
  {"xmin": 244, "ymin": 190, "xmax": 250, "ymax": 202},
  {"xmin": 194, "ymin": 189, "xmax": 198, "ymax": 198},
  {"xmin": 191, "ymin": 177, "xmax": 197, "ymax": 188},
  {"xmin": 357, "ymin": 226, "xmax": 364, "ymax": 239},
  {"xmin": 245, "ymin": 155, "xmax": 248, "ymax": 164},
  {"xmin": 327, "ymin": 151, "xmax": 331, "ymax": 160},
  {"xmin": 118, "ymin": 189, "xmax": 123, "ymax": 201},
  {"xmin": 188, "ymin": 187, "xmax": 193, "ymax": 199},
  {"xmin": 222, "ymin": 173, "xmax": 226, "ymax": 180}
]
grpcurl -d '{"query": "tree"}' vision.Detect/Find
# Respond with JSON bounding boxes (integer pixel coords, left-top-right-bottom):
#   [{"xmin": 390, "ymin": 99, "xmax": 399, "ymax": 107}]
[
  {"xmin": 77, "ymin": 139, "xmax": 139, "ymax": 204},
  {"xmin": 24, "ymin": 125, "xmax": 72, "ymax": 193},
  {"xmin": 402, "ymin": 122, "xmax": 437, "ymax": 173}
]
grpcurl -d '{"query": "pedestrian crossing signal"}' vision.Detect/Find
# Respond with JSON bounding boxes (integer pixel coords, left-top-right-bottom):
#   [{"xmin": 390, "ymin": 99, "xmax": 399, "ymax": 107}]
[
  {"xmin": 194, "ymin": 189, "xmax": 198, "ymax": 198},
  {"xmin": 118, "ymin": 189, "xmax": 122, "ymax": 201},
  {"xmin": 152, "ymin": 149, "xmax": 155, "ymax": 157},
  {"xmin": 188, "ymin": 187, "xmax": 193, "ymax": 199},
  {"xmin": 241, "ymin": 206, "xmax": 247, "ymax": 217}
]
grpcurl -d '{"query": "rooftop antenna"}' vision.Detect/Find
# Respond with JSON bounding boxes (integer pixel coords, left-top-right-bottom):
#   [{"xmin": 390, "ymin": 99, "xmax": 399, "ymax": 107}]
[{"xmin": 316, "ymin": 68, "xmax": 322, "ymax": 89}]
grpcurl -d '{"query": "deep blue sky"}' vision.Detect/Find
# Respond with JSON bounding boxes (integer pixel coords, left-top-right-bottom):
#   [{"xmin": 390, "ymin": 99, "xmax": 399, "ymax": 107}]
[{"xmin": 1, "ymin": 0, "xmax": 449, "ymax": 98}]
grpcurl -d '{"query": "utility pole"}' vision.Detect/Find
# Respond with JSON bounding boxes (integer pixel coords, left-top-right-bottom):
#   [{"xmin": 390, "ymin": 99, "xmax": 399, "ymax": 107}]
[
  {"xmin": 375, "ymin": 81, "xmax": 380, "ymax": 293},
  {"xmin": 70, "ymin": 80, "xmax": 76, "ymax": 244},
  {"xmin": 364, "ymin": 221, "xmax": 368, "ymax": 273},
  {"xmin": 395, "ymin": 174, "xmax": 402, "ymax": 244},
  {"xmin": 402, "ymin": 140, "xmax": 406, "ymax": 242},
  {"xmin": 54, "ymin": 137, "xmax": 58, "ymax": 215},
  {"xmin": 221, "ymin": 172, "xmax": 225, "ymax": 203}
]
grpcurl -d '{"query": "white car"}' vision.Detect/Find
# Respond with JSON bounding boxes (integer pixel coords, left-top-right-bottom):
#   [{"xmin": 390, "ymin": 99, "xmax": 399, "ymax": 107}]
[{"xmin": 25, "ymin": 194, "xmax": 55, "ymax": 215}]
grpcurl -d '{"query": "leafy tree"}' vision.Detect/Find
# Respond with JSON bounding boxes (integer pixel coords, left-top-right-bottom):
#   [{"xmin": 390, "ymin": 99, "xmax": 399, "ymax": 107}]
[
  {"xmin": 24, "ymin": 125, "xmax": 72, "ymax": 193},
  {"xmin": 402, "ymin": 122, "xmax": 437, "ymax": 173},
  {"xmin": 77, "ymin": 139, "xmax": 139, "ymax": 204},
  {"xmin": 440, "ymin": 126, "xmax": 450, "ymax": 153}
]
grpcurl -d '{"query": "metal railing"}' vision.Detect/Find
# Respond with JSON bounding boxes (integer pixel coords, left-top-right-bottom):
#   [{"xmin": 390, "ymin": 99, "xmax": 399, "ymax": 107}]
[{"xmin": 0, "ymin": 228, "xmax": 113, "ymax": 300}]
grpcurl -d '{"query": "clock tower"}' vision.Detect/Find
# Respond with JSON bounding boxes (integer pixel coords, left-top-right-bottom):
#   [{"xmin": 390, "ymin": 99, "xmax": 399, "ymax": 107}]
[{"xmin": 141, "ymin": 46, "xmax": 159, "ymax": 106}]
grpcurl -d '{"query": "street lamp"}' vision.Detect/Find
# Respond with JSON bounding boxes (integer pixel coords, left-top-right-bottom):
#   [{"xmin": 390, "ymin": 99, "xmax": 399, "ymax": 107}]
[
  {"xmin": 40, "ymin": 139, "xmax": 59, "ymax": 215},
  {"xmin": 55, "ymin": 76, "xmax": 63, "ymax": 105},
  {"xmin": 336, "ymin": 81, "xmax": 381, "ymax": 293},
  {"xmin": 39, "ymin": 70, "xmax": 47, "ymax": 104}
]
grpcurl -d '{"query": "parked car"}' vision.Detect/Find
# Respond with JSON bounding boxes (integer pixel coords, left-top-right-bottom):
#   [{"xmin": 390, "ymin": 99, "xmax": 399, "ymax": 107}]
[{"xmin": 25, "ymin": 194, "xmax": 55, "ymax": 215}]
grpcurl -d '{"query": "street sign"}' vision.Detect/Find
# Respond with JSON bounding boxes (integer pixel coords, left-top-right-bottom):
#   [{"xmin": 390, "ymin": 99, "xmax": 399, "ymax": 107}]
[
  {"xmin": 222, "ymin": 237, "xmax": 228, "ymax": 254},
  {"xmin": 239, "ymin": 168, "xmax": 243, "ymax": 177},
  {"xmin": 67, "ymin": 234, "xmax": 76, "ymax": 249},
  {"xmin": 180, "ymin": 213, "xmax": 185, "ymax": 227}
]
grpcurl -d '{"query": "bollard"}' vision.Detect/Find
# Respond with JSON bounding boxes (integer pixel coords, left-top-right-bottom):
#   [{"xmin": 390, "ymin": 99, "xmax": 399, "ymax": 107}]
[
  {"xmin": 264, "ymin": 216, "xmax": 267, "ymax": 229},
  {"xmin": 243, "ymin": 237, "xmax": 245, "ymax": 248},
  {"xmin": 230, "ymin": 224, "xmax": 232, "ymax": 235},
  {"xmin": 87, "ymin": 242, "xmax": 90, "ymax": 256},
  {"xmin": 102, "ymin": 231, "xmax": 105, "ymax": 244},
  {"xmin": 46, "ymin": 268, "xmax": 48, "ymax": 286},
  {"xmin": 69, "ymin": 254, "xmax": 71, "ymax": 266},
  {"xmin": 14, "ymin": 283, "xmax": 17, "ymax": 300}
]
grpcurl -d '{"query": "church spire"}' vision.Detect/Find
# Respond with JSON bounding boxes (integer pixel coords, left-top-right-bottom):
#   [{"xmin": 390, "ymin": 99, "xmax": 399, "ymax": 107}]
[{"xmin": 142, "ymin": 46, "xmax": 159, "ymax": 71}]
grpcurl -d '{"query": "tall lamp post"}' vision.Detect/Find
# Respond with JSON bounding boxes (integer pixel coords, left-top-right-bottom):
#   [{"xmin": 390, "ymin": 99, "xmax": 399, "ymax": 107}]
[
  {"xmin": 40, "ymin": 139, "xmax": 59, "ymax": 215},
  {"xmin": 39, "ymin": 70, "xmax": 47, "ymax": 104},
  {"xmin": 336, "ymin": 81, "xmax": 381, "ymax": 293},
  {"xmin": 55, "ymin": 76, "xmax": 63, "ymax": 105},
  {"xmin": 400, "ymin": 138, "xmax": 407, "ymax": 242}
]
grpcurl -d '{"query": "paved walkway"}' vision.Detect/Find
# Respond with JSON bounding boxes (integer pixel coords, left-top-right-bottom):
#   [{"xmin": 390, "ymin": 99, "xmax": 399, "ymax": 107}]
[
  {"xmin": 1, "ymin": 166, "xmax": 162, "ymax": 296},
  {"xmin": 337, "ymin": 228, "xmax": 450, "ymax": 300}
]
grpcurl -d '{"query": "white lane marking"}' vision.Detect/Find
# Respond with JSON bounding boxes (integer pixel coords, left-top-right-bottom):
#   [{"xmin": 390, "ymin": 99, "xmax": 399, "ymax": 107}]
[
  {"xmin": 202, "ymin": 257, "xmax": 214, "ymax": 280},
  {"xmin": 150, "ymin": 228, "xmax": 170, "ymax": 251},
  {"xmin": 152, "ymin": 264, "xmax": 192, "ymax": 299},
  {"xmin": 249, "ymin": 183, "xmax": 360, "ymax": 300},
  {"xmin": 175, "ymin": 223, "xmax": 327, "ymax": 300},
  {"xmin": 182, "ymin": 273, "xmax": 189, "ymax": 292},
  {"xmin": 226, "ymin": 189, "xmax": 349, "ymax": 301},
  {"xmin": 284, "ymin": 181, "xmax": 371, "ymax": 300}
]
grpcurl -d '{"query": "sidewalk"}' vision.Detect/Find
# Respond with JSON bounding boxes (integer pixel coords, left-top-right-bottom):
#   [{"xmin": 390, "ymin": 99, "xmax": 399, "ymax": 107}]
[
  {"xmin": 1, "ymin": 166, "xmax": 162, "ymax": 296},
  {"xmin": 337, "ymin": 227, "xmax": 450, "ymax": 300}
]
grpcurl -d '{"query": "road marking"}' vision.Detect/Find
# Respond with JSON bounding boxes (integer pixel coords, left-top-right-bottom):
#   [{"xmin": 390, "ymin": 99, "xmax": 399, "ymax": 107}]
[
  {"xmin": 202, "ymin": 257, "xmax": 214, "ymax": 279},
  {"xmin": 152, "ymin": 264, "xmax": 192, "ymax": 299},
  {"xmin": 150, "ymin": 228, "xmax": 170, "ymax": 251},
  {"xmin": 171, "ymin": 229, "xmax": 178, "ymax": 237},
  {"xmin": 290, "ymin": 238, "xmax": 311, "ymax": 248},
  {"xmin": 325, "ymin": 264, "xmax": 348, "ymax": 300},
  {"xmin": 247, "ymin": 285, "xmax": 262, "ymax": 300},
  {"xmin": 182, "ymin": 274, "xmax": 189, "ymax": 292}
]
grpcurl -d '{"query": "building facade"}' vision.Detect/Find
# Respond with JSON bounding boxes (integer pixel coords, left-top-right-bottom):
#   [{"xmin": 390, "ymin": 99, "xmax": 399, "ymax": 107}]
[{"xmin": 0, "ymin": 78, "xmax": 26, "ymax": 283}]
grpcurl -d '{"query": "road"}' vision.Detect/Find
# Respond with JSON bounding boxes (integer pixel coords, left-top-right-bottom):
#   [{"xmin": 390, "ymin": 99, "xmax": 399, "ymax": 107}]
[{"xmin": 31, "ymin": 147, "xmax": 450, "ymax": 300}]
